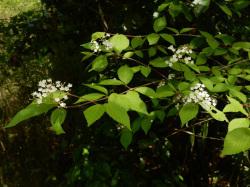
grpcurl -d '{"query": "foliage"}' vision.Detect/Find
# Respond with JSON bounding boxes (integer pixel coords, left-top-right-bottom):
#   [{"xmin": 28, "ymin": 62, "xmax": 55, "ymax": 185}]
[{"xmin": 2, "ymin": 0, "xmax": 250, "ymax": 186}]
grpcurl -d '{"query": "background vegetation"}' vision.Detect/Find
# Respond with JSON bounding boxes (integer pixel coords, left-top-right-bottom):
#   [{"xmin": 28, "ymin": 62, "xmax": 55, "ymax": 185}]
[{"xmin": 0, "ymin": 0, "xmax": 250, "ymax": 186}]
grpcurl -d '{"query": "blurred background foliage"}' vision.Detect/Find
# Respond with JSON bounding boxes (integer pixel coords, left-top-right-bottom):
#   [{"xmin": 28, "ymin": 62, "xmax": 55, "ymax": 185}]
[{"xmin": 0, "ymin": 0, "xmax": 250, "ymax": 186}]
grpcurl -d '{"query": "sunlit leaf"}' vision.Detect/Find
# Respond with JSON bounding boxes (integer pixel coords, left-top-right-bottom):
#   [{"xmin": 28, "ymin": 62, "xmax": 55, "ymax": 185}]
[{"xmin": 84, "ymin": 104, "xmax": 105, "ymax": 126}]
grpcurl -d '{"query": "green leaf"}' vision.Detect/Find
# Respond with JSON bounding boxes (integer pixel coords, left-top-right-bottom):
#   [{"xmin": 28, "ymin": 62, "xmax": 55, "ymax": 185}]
[
  {"xmin": 211, "ymin": 83, "xmax": 228, "ymax": 92},
  {"xmin": 222, "ymin": 128, "xmax": 250, "ymax": 155},
  {"xmin": 110, "ymin": 34, "xmax": 129, "ymax": 53},
  {"xmin": 134, "ymin": 87, "xmax": 156, "ymax": 98},
  {"xmin": 141, "ymin": 116, "xmax": 153, "ymax": 134},
  {"xmin": 125, "ymin": 91, "xmax": 148, "ymax": 114},
  {"xmin": 200, "ymin": 31, "xmax": 219, "ymax": 49},
  {"xmin": 233, "ymin": 42, "xmax": 250, "ymax": 50},
  {"xmin": 245, "ymin": 85, "xmax": 250, "ymax": 91},
  {"xmin": 223, "ymin": 96, "xmax": 248, "ymax": 116},
  {"xmin": 81, "ymin": 42, "xmax": 91, "ymax": 50},
  {"xmin": 217, "ymin": 3, "xmax": 232, "ymax": 16},
  {"xmin": 233, "ymin": 0, "xmax": 250, "ymax": 10},
  {"xmin": 117, "ymin": 65, "xmax": 134, "ymax": 84},
  {"xmin": 179, "ymin": 103, "xmax": 199, "ymax": 126},
  {"xmin": 6, "ymin": 103, "xmax": 55, "ymax": 128},
  {"xmin": 198, "ymin": 66, "xmax": 210, "ymax": 72},
  {"xmin": 228, "ymin": 118, "xmax": 250, "ymax": 132},
  {"xmin": 229, "ymin": 89, "xmax": 247, "ymax": 103},
  {"xmin": 108, "ymin": 93, "xmax": 130, "ymax": 111},
  {"xmin": 160, "ymin": 34, "xmax": 175, "ymax": 45},
  {"xmin": 91, "ymin": 32, "xmax": 105, "ymax": 40},
  {"xmin": 167, "ymin": 27, "xmax": 179, "ymax": 34},
  {"xmin": 149, "ymin": 57, "xmax": 167, "ymax": 68},
  {"xmin": 213, "ymin": 48, "xmax": 227, "ymax": 56},
  {"xmin": 84, "ymin": 84, "xmax": 108, "ymax": 95},
  {"xmin": 157, "ymin": 46, "xmax": 168, "ymax": 54},
  {"xmin": 178, "ymin": 82, "xmax": 190, "ymax": 91},
  {"xmin": 123, "ymin": 52, "xmax": 134, "ymax": 59},
  {"xmin": 184, "ymin": 68, "xmax": 196, "ymax": 81},
  {"xmin": 153, "ymin": 16, "xmax": 167, "ymax": 32},
  {"xmin": 228, "ymin": 68, "xmax": 242, "ymax": 75},
  {"xmin": 154, "ymin": 110, "xmax": 166, "ymax": 123},
  {"xmin": 132, "ymin": 117, "xmax": 141, "ymax": 133},
  {"xmin": 81, "ymin": 52, "xmax": 94, "ymax": 61},
  {"xmin": 106, "ymin": 102, "xmax": 130, "ymax": 130},
  {"xmin": 131, "ymin": 37, "xmax": 144, "ymax": 49},
  {"xmin": 199, "ymin": 77, "xmax": 213, "ymax": 91},
  {"xmin": 169, "ymin": 2, "xmax": 182, "ymax": 18},
  {"xmin": 99, "ymin": 79, "xmax": 124, "ymax": 86},
  {"xmin": 134, "ymin": 50, "xmax": 144, "ymax": 58},
  {"xmin": 171, "ymin": 62, "xmax": 189, "ymax": 71},
  {"xmin": 50, "ymin": 108, "xmax": 67, "ymax": 135},
  {"xmin": 193, "ymin": 0, "xmax": 211, "ymax": 16},
  {"xmin": 202, "ymin": 105, "xmax": 228, "ymax": 122},
  {"xmin": 148, "ymin": 47, "xmax": 157, "ymax": 57},
  {"xmin": 75, "ymin": 93, "xmax": 105, "ymax": 104},
  {"xmin": 147, "ymin": 33, "xmax": 160, "ymax": 45},
  {"xmin": 215, "ymin": 34, "xmax": 235, "ymax": 45},
  {"xmin": 120, "ymin": 128, "xmax": 133, "ymax": 149},
  {"xmin": 140, "ymin": 66, "xmax": 151, "ymax": 77},
  {"xmin": 158, "ymin": 3, "xmax": 169, "ymax": 12},
  {"xmin": 156, "ymin": 85, "xmax": 175, "ymax": 98},
  {"xmin": 90, "ymin": 55, "xmax": 108, "ymax": 72},
  {"xmin": 84, "ymin": 104, "xmax": 105, "ymax": 127},
  {"xmin": 180, "ymin": 28, "xmax": 195, "ymax": 34},
  {"xmin": 131, "ymin": 66, "xmax": 141, "ymax": 73}
]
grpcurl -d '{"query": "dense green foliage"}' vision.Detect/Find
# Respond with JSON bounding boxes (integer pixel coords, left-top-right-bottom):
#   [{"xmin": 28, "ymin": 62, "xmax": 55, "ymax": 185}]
[{"xmin": 1, "ymin": 0, "xmax": 250, "ymax": 186}]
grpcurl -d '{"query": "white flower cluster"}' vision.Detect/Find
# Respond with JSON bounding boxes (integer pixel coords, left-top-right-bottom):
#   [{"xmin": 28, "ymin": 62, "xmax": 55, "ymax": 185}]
[
  {"xmin": 31, "ymin": 79, "xmax": 72, "ymax": 107},
  {"xmin": 165, "ymin": 45, "xmax": 194, "ymax": 67},
  {"xmin": 182, "ymin": 83, "xmax": 217, "ymax": 108},
  {"xmin": 90, "ymin": 33, "xmax": 113, "ymax": 53}
]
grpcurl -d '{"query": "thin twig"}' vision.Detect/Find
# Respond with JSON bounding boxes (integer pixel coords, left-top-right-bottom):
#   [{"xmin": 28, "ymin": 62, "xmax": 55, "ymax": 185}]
[{"xmin": 97, "ymin": 0, "xmax": 108, "ymax": 31}]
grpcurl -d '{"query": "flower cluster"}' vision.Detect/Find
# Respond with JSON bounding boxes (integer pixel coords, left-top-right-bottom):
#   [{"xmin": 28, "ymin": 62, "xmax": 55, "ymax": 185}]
[
  {"xmin": 31, "ymin": 79, "xmax": 72, "ymax": 107},
  {"xmin": 90, "ymin": 33, "xmax": 113, "ymax": 52},
  {"xmin": 165, "ymin": 45, "xmax": 194, "ymax": 67},
  {"xmin": 182, "ymin": 83, "xmax": 217, "ymax": 108}
]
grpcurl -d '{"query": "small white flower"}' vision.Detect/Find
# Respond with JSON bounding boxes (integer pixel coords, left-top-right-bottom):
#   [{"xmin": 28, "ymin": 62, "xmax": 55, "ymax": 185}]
[
  {"xmin": 168, "ymin": 45, "xmax": 175, "ymax": 52},
  {"xmin": 153, "ymin": 12, "xmax": 159, "ymax": 18},
  {"xmin": 102, "ymin": 40, "xmax": 113, "ymax": 50},
  {"xmin": 67, "ymin": 83, "xmax": 72, "ymax": 88},
  {"xmin": 122, "ymin": 24, "xmax": 128, "ymax": 31},
  {"xmin": 168, "ymin": 74, "xmax": 175, "ymax": 80},
  {"xmin": 31, "ymin": 91, "xmax": 38, "ymax": 97},
  {"xmin": 59, "ymin": 102, "xmax": 66, "ymax": 108},
  {"xmin": 63, "ymin": 95, "xmax": 68, "ymax": 100},
  {"xmin": 54, "ymin": 98, "xmax": 60, "ymax": 102},
  {"xmin": 192, "ymin": 0, "xmax": 202, "ymax": 6}
]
